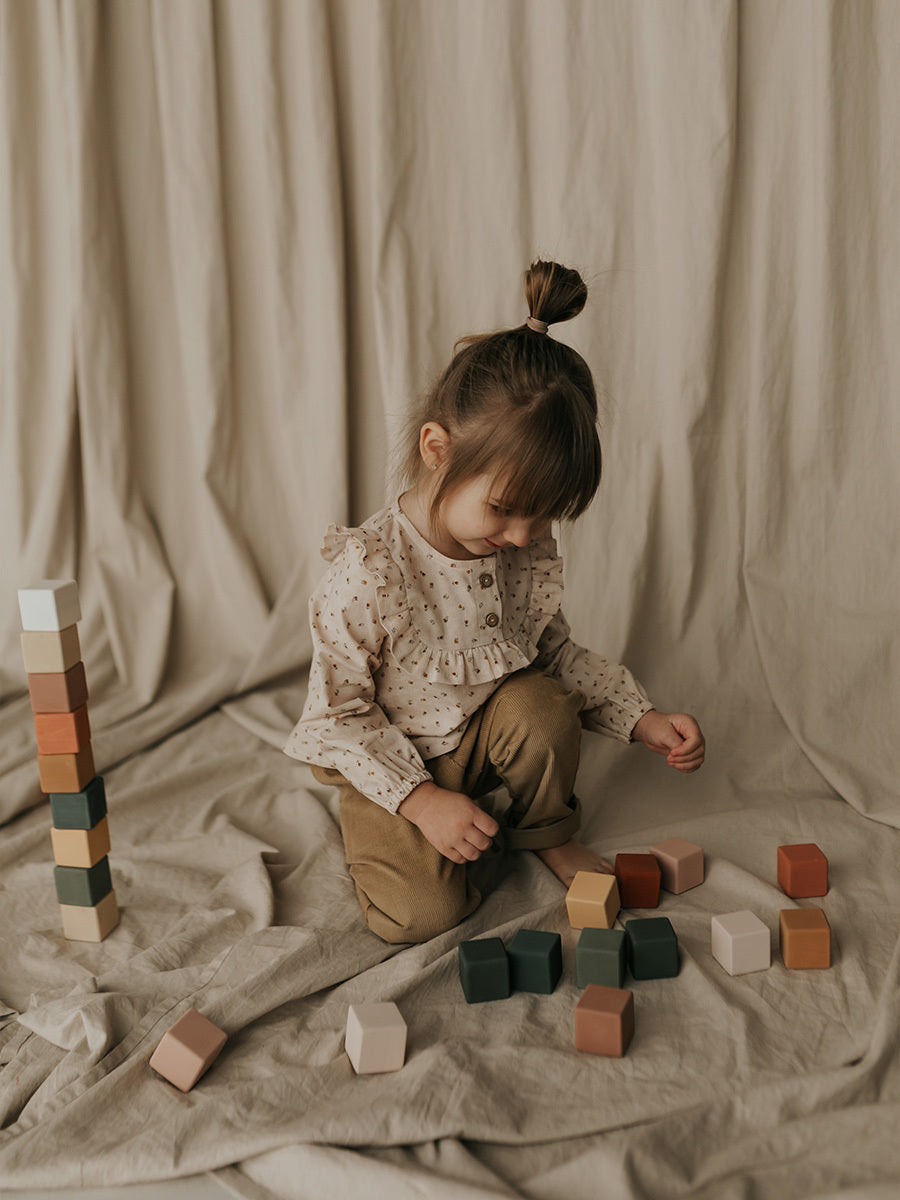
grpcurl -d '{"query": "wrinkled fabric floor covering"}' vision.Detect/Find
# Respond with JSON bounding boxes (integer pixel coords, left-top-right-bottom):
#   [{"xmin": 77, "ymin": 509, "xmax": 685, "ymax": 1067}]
[{"xmin": 1, "ymin": 710, "xmax": 899, "ymax": 1199}]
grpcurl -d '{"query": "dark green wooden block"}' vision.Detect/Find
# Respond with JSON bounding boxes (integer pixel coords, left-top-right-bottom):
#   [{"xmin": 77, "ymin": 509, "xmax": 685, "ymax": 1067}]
[
  {"xmin": 54, "ymin": 857, "xmax": 113, "ymax": 907},
  {"xmin": 576, "ymin": 927, "xmax": 627, "ymax": 988},
  {"xmin": 49, "ymin": 775, "xmax": 107, "ymax": 830},
  {"xmin": 459, "ymin": 938, "xmax": 510, "ymax": 1003},
  {"xmin": 625, "ymin": 917, "xmax": 679, "ymax": 979},
  {"xmin": 507, "ymin": 929, "xmax": 563, "ymax": 994}
]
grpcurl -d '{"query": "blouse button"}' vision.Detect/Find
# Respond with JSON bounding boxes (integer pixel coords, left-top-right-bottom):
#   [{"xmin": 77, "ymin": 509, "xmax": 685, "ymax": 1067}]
[
  {"xmin": 479, "ymin": 572, "xmax": 494, "ymax": 589},
  {"xmin": 485, "ymin": 612, "xmax": 499, "ymax": 627}
]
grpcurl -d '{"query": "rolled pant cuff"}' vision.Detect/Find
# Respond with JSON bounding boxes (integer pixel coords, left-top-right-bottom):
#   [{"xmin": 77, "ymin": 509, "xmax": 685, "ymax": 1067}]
[{"xmin": 503, "ymin": 795, "xmax": 582, "ymax": 851}]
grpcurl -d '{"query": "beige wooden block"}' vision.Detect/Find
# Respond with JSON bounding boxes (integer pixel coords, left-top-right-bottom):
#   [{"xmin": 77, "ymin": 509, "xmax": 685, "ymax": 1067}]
[
  {"xmin": 51, "ymin": 816, "xmax": 111, "ymax": 868},
  {"xmin": 565, "ymin": 871, "xmax": 621, "ymax": 929},
  {"xmin": 20, "ymin": 625, "xmax": 82, "ymax": 674},
  {"xmin": 345, "ymin": 1003, "xmax": 407, "ymax": 1073},
  {"xmin": 59, "ymin": 889, "xmax": 119, "ymax": 942},
  {"xmin": 149, "ymin": 1009, "xmax": 227, "ymax": 1091}
]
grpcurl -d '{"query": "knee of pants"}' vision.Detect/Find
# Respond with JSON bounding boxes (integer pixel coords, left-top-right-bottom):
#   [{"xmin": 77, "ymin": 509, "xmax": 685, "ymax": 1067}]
[
  {"xmin": 494, "ymin": 671, "xmax": 584, "ymax": 760},
  {"xmin": 350, "ymin": 865, "xmax": 479, "ymax": 945}
]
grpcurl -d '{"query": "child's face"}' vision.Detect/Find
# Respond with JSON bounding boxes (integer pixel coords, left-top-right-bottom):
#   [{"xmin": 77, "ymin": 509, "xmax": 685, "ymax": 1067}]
[{"xmin": 436, "ymin": 474, "xmax": 550, "ymax": 560}]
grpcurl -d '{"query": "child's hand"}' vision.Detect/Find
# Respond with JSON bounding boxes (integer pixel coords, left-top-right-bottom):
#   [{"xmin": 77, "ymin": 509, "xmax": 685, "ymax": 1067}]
[
  {"xmin": 632, "ymin": 709, "xmax": 705, "ymax": 773},
  {"xmin": 398, "ymin": 782, "xmax": 500, "ymax": 864}
]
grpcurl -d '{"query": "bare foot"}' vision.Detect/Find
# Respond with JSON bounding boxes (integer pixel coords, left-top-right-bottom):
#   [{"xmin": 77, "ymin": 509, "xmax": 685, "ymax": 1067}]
[{"xmin": 535, "ymin": 839, "xmax": 615, "ymax": 889}]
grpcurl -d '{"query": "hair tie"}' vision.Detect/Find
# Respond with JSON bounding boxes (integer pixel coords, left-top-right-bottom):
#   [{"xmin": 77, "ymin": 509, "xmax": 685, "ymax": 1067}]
[{"xmin": 525, "ymin": 315, "xmax": 549, "ymax": 334}]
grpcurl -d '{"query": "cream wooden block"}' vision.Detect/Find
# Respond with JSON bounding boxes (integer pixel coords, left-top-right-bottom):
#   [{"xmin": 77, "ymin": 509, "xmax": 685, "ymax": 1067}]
[
  {"xmin": 59, "ymin": 890, "xmax": 119, "ymax": 942},
  {"xmin": 18, "ymin": 581, "xmax": 82, "ymax": 631},
  {"xmin": 149, "ymin": 1009, "xmax": 227, "ymax": 1091},
  {"xmin": 51, "ymin": 816, "xmax": 111, "ymax": 868},
  {"xmin": 20, "ymin": 625, "xmax": 82, "ymax": 674},
  {"xmin": 565, "ymin": 871, "xmax": 621, "ymax": 930},
  {"xmin": 345, "ymin": 1002, "xmax": 407, "ymax": 1074},
  {"xmin": 711, "ymin": 911, "xmax": 771, "ymax": 975}
]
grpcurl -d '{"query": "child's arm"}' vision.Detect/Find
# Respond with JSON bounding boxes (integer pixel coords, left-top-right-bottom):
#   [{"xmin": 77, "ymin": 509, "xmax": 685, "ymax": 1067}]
[{"xmin": 631, "ymin": 709, "xmax": 705, "ymax": 773}]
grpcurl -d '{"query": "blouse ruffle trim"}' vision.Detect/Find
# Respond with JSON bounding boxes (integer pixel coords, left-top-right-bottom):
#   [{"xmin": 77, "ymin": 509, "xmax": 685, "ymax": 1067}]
[{"xmin": 321, "ymin": 519, "xmax": 564, "ymax": 686}]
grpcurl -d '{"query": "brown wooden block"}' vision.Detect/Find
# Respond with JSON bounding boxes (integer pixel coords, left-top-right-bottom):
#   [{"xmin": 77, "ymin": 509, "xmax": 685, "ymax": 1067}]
[
  {"xmin": 34, "ymin": 704, "xmax": 91, "ymax": 754},
  {"xmin": 27, "ymin": 662, "xmax": 88, "ymax": 713},
  {"xmin": 51, "ymin": 816, "xmax": 110, "ymax": 868},
  {"xmin": 20, "ymin": 625, "xmax": 82, "ymax": 674},
  {"xmin": 574, "ymin": 985, "xmax": 635, "ymax": 1057},
  {"xmin": 59, "ymin": 890, "xmax": 119, "ymax": 942},
  {"xmin": 780, "ymin": 908, "xmax": 831, "ymax": 968},
  {"xmin": 149, "ymin": 1009, "xmax": 227, "ymax": 1091},
  {"xmin": 777, "ymin": 844, "xmax": 828, "ymax": 898},
  {"xmin": 38, "ymin": 744, "xmax": 95, "ymax": 794},
  {"xmin": 615, "ymin": 853, "xmax": 661, "ymax": 908}
]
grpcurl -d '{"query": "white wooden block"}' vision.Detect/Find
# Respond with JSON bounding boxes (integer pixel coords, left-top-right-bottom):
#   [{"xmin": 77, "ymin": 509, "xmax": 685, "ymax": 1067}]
[
  {"xmin": 345, "ymin": 1002, "xmax": 407, "ymax": 1074},
  {"xmin": 18, "ymin": 581, "xmax": 82, "ymax": 631},
  {"xmin": 711, "ymin": 911, "xmax": 771, "ymax": 975}
]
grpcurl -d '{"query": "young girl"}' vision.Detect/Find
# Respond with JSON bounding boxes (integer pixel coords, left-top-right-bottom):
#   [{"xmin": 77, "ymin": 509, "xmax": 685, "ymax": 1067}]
[{"xmin": 285, "ymin": 260, "xmax": 705, "ymax": 944}]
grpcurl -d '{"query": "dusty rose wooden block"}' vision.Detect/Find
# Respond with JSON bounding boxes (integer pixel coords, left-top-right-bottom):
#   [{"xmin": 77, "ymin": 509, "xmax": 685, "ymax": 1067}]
[
  {"xmin": 17, "ymin": 580, "xmax": 82, "ymax": 631},
  {"xmin": 149, "ymin": 1009, "xmax": 227, "ymax": 1091},
  {"xmin": 27, "ymin": 662, "xmax": 88, "ymax": 714},
  {"xmin": 777, "ymin": 844, "xmax": 828, "ymax": 898},
  {"xmin": 614, "ymin": 853, "xmax": 661, "ymax": 908},
  {"xmin": 59, "ymin": 889, "xmax": 119, "ymax": 942},
  {"xmin": 20, "ymin": 625, "xmax": 82, "ymax": 674},
  {"xmin": 34, "ymin": 704, "xmax": 92, "ymax": 755},
  {"xmin": 574, "ymin": 985, "xmax": 635, "ymax": 1057},
  {"xmin": 565, "ymin": 870, "xmax": 620, "ymax": 929},
  {"xmin": 51, "ymin": 816, "xmax": 111, "ymax": 869},
  {"xmin": 711, "ymin": 911, "xmax": 771, "ymax": 975},
  {"xmin": 345, "ymin": 1002, "xmax": 407, "ymax": 1074},
  {"xmin": 650, "ymin": 837, "xmax": 704, "ymax": 893},
  {"xmin": 37, "ymin": 744, "xmax": 96, "ymax": 794},
  {"xmin": 780, "ymin": 908, "xmax": 831, "ymax": 968}
]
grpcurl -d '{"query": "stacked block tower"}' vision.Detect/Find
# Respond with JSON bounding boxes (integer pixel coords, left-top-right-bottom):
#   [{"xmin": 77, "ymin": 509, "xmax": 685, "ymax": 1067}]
[{"xmin": 18, "ymin": 580, "xmax": 119, "ymax": 941}]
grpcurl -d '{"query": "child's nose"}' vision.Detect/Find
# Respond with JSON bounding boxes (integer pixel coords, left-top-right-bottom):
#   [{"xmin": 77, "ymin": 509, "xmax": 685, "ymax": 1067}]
[{"xmin": 504, "ymin": 519, "xmax": 535, "ymax": 547}]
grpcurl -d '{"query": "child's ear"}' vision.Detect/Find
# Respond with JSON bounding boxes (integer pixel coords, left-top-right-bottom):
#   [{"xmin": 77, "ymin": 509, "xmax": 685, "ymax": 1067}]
[{"xmin": 419, "ymin": 422, "xmax": 451, "ymax": 470}]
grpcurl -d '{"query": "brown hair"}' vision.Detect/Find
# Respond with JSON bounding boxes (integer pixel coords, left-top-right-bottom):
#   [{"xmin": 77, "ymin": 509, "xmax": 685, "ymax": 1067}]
[{"xmin": 396, "ymin": 260, "xmax": 601, "ymax": 529}]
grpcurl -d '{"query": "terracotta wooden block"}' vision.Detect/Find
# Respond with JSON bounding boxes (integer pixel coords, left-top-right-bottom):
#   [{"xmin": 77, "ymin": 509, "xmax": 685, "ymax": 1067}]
[
  {"xmin": 565, "ymin": 870, "xmax": 620, "ymax": 929},
  {"xmin": 34, "ymin": 704, "xmax": 91, "ymax": 755},
  {"xmin": 38, "ymin": 744, "xmax": 96, "ymax": 794},
  {"xmin": 711, "ymin": 911, "xmax": 771, "ymax": 975},
  {"xmin": 780, "ymin": 908, "xmax": 831, "ymax": 968},
  {"xmin": 59, "ymin": 889, "xmax": 119, "ymax": 942},
  {"xmin": 51, "ymin": 816, "xmax": 111, "ymax": 868},
  {"xmin": 149, "ymin": 1009, "xmax": 227, "ymax": 1091},
  {"xmin": 18, "ymin": 580, "xmax": 81, "ymax": 631},
  {"xmin": 777, "ymin": 844, "xmax": 828, "ymax": 898},
  {"xmin": 650, "ymin": 837, "xmax": 704, "ymax": 893},
  {"xmin": 20, "ymin": 625, "xmax": 82, "ymax": 674},
  {"xmin": 49, "ymin": 776, "xmax": 107, "ymax": 829},
  {"xmin": 27, "ymin": 662, "xmax": 88, "ymax": 714},
  {"xmin": 345, "ymin": 1002, "xmax": 407, "ymax": 1074},
  {"xmin": 574, "ymin": 985, "xmax": 635, "ymax": 1057},
  {"xmin": 615, "ymin": 853, "xmax": 661, "ymax": 908}
]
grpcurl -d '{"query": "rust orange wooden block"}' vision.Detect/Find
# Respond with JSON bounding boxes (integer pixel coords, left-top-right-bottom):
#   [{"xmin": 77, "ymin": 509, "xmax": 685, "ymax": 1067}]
[
  {"xmin": 20, "ymin": 625, "xmax": 82, "ymax": 674},
  {"xmin": 27, "ymin": 662, "xmax": 88, "ymax": 714},
  {"xmin": 59, "ymin": 890, "xmax": 119, "ymax": 942},
  {"xmin": 615, "ymin": 853, "xmax": 661, "ymax": 908},
  {"xmin": 574, "ymin": 985, "xmax": 635, "ymax": 1057},
  {"xmin": 34, "ymin": 704, "xmax": 91, "ymax": 754},
  {"xmin": 38, "ymin": 744, "xmax": 95, "ymax": 794},
  {"xmin": 780, "ymin": 908, "xmax": 831, "ymax": 968},
  {"xmin": 777, "ymin": 844, "xmax": 828, "ymax": 898},
  {"xmin": 150, "ymin": 1009, "xmax": 227, "ymax": 1091},
  {"xmin": 51, "ymin": 816, "xmax": 110, "ymax": 868}
]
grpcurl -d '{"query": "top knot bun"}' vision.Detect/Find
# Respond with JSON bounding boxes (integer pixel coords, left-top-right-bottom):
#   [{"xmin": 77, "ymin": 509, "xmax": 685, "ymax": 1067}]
[{"xmin": 524, "ymin": 260, "xmax": 588, "ymax": 328}]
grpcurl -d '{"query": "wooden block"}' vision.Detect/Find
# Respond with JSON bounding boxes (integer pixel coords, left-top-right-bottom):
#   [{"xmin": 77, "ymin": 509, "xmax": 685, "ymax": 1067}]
[
  {"xmin": 20, "ymin": 625, "xmax": 82, "ymax": 674},
  {"xmin": 615, "ymin": 853, "xmax": 661, "ymax": 908},
  {"xmin": 51, "ymin": 816, "xmax": 111, "ymax": 868},
  {"xmin": 565, "ymin": 870, "xmax": 620, "ymax": 929},
  {"xmin": 625, "ymin": 917, "xmax": 679, "ymax": 979},
  {"xmin": 507, "ymin": 929, "xmax": 562, "ymax": 994},
  {"xmin": 18, "ymin": 580, "xmax": 81, "ymax": 631},
  {"xmin": 574, "ymin": 985, "xmax": 635, "ymax": 1057},
  {"xmin": 59, "ymin": 889, "xmax": 119, "ymax": 941},
  {"xmin": 780, "ymin": 908, "xmax": 831, "ymax": 968},
  {"xmin": 777, "ymin": 844, "xmax": 828, "ymax": 898},
  {"xmin": 458, "ymin": 938, "xmax": 510, "ymax": 1003},
  {"xmin": 576, "ymin": 928, "xmax": 627, "ymax": 989},
  {"xmin": 54, "ymin": 857, "xmax": 112, "ymax": 907},
  {"xmin": 345, "ymin": 1002, "xmax": 407, "ymax": 1074},
  {"xmin": 650, "ymin": 837, "xmax": 704, "ymax": 893},
  {"xmin": 27, "ymin": 662, "xmax": 88, "ymax": 714},
  {"xmin": 38, "ymin": 744, "xmax": 96, "ymax": 794},
  {"xmin": 149, "ymin": 1009, "xmax": 227, "ymax": 1091},
  {"xmin": 711, "ymin": 911, "xmax": 771, "ymax": 975},
  {"xmin": 50, "ymin": 776, "xmax": 107, "ymax": 829},
  {"xmin": 34, "ymin": 704, "xmax": 91, "ymax": 754}
]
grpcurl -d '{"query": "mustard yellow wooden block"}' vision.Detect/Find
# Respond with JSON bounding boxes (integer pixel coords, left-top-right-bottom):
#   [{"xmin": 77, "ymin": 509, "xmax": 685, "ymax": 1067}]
[
  {"xmin": 565, "ymin": 870, "xmax": 621, "ymax": 929},
  {"xmin": 51, "ymin": 816, "xmax": 111, "ymax": 868},
  {"xmin": 20, "ymin": 625, "xmax": 82, "ymax": 674},
  {"xmin": 37, "ymin": 744, "xmax": 95, "ymax": 794},
  {"xmin": 59, "ymin": 890, "xmax": 119, "ymax": 942}
]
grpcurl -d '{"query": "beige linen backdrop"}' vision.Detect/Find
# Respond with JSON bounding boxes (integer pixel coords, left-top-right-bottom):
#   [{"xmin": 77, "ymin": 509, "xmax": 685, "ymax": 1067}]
[{"xmin": 1, "ymin": 2, "xmax": 899, "ymax": 1198}]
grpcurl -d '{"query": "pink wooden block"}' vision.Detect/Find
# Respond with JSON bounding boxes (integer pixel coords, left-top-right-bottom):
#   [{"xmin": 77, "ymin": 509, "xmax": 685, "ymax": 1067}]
[
  {"xmin": 149, "ymin": 1008, "xmax": 227, "ymax": 1091},
  {"xmin": 650, "ymin": 837, "xmax": 704, "ymax": 893}
]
